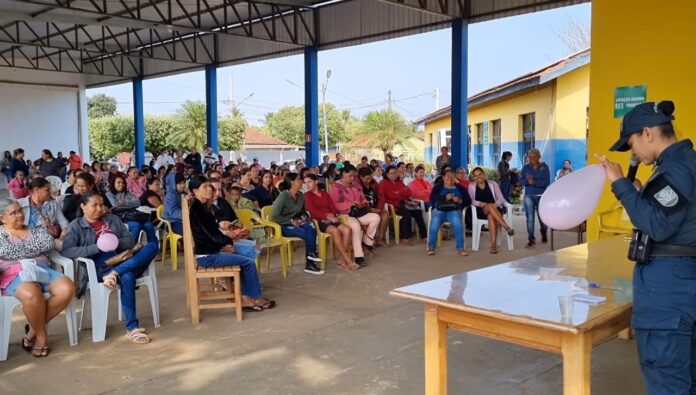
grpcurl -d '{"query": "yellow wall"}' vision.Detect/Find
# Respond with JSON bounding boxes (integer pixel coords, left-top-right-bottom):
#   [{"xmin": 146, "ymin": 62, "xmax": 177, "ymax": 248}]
[
  {"xmin": 587, "ymin": 0, "xmax": 696, "ymax": 240},
  {"xmin": 556, "ymin": 65, "xmax": 590, "ymax": 140}
]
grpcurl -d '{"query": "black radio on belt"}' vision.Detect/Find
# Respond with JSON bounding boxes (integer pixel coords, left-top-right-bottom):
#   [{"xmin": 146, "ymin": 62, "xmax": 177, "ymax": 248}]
[{"xmin": 628, "ymin": 229, "xmax": 653, "ymax": 264}]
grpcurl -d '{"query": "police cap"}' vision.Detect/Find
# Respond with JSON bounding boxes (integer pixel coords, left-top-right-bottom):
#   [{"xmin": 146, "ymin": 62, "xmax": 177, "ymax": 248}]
[{"xmin": 609, "ymin": 101, "xmax": 675, "ymax": 152}]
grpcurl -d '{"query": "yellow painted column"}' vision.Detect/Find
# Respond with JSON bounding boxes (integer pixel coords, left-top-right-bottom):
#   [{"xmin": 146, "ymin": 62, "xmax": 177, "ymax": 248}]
[{"xmin": 587, "ymin": 0, "xmax": 696, "ymax": 240}]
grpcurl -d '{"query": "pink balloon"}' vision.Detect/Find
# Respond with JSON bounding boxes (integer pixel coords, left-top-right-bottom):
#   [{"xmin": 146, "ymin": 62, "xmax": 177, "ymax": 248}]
[
  {"xmin": 539, "ymin": 164, "xmax": 607, "ymax": 230},
  {"xmin": 97, "ymin": 233, "xmax": 119, "ymax": 252}
]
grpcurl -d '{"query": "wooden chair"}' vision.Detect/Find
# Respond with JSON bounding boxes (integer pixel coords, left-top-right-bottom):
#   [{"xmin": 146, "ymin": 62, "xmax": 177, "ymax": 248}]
[
  {"xmin": 156, "ymin": 205, "xmax": 182, "ymax": 271},
  {"xmin": 182, "ymin": 199, "xmax": 243, "ymax": 324},
  {"xmin": 235, "ymin": 208, "xmax": 289, "ymax": 278},
  {"xmin": 260, "ymin": 206, "xmax": 303, "ymax": 269},
  {"xmin": 597, "ymin": 201, "xmax": 633, "ymax": 239}
]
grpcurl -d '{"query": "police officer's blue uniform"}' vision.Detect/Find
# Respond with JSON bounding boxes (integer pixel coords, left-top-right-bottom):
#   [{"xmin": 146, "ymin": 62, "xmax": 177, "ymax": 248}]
[{"xmin": 609, "ymin": 101, "xmax": 696, "ymax": 395}]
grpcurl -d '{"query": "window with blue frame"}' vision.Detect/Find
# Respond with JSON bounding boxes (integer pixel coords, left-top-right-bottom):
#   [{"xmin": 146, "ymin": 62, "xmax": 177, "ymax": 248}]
[
  {"xmin": 521, "ymin": 113, "xmax": 535, "ymax": 157},
  {"xmin": 475, "ymin": 123, "xmax": 484, "ymax": 165},
  {"xmin": 491, "ymin": 119, "xmax": 501, "ymax": 166}
]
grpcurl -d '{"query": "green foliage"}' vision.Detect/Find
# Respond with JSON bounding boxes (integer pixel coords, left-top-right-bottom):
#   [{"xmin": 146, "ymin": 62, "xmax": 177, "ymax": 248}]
[
  {"xmin": 145, "ymin": 116, "xmax": 183, "ymax": 153},
  {"xmin": 88, "ymin": 94, "xmax": 117, "ymax": 118},
  {"xmin": 173, "ymin": 100, "xmax": 207, "ymax": 149},
  {"xmin": 351, "ymin": 110, "xmax": 417, "ymax": 155},
  {"xmin": 219, "ymin": 116, "xmax": 247, "ymax": 151},
  {"xmin": 88, "ymin": 115, "xmax": 133, "ymax": 160},
  {"xmin": 263, "ymin": 104, "xmax": 358, "ymax": 147}
]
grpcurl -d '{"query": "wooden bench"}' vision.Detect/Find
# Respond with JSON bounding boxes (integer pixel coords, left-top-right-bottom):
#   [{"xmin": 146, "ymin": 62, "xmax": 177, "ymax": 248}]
[{"xmin": 182, "ymin": 198, "xmax": 243, "ymax": 323}]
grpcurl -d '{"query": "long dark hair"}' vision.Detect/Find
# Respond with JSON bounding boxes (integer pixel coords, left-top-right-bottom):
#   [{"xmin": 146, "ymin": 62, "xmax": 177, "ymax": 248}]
[
  {"xmin": 279, "ymin": 172, "xmax": 299, "ymax": 192},
  {"xmin": 109, "ymin": 173, "xmax": 128, "ymax": 194}
]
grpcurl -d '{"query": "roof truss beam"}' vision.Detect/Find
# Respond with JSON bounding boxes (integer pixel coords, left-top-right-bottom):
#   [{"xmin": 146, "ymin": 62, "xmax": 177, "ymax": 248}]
[{"xmin": 0, "ymin": 45, "xmax": 138, "ymax": 77}]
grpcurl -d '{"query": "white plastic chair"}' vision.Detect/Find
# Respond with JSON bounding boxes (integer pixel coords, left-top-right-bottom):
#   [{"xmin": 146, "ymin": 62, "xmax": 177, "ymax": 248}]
[
  {"xmin": 1, "ymin": 251, "xmax": 78, "ymax": 361},
  {"xmin": 470, "ymin": 202, "xmax": 514, "ymax": 251},
  {"xmin": 425, "ymin": 206, "xmax": 466, "ymax": 248},
  {"xmin": 78, "ymin": 232, "xmax": 160, "ymax": 342}
]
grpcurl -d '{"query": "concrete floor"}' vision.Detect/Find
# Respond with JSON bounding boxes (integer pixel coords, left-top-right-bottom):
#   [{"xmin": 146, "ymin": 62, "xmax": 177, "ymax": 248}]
[{"xmin": 0, "ymin": 215, "xmax": 646, "ymax": 395}]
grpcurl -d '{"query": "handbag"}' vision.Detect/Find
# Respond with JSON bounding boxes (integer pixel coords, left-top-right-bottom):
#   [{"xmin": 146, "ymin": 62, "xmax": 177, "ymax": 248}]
[
  {"xmin": 437, "ymin": 200, "xmax": 459, "ymax": 211},
  {"xmin": 114, "ymin": 208, "xmax": 150, "ymax": 223},
  {"xmin": 349, "ymin": 205, "xmax": 369, "ymax": 218}
]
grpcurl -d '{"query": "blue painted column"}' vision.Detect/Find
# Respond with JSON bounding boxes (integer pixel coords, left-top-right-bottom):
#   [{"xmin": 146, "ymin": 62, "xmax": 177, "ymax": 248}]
[
  {"xmin": 205, "ymin": 64, "xmax": 219, "ymax": 153},
  {"xmin": 304, "ymin": 47, "xmax": 319, "ymax": 167},
  {"xmin": 451, "ymin": 20, "xmax": 469, "ymax": 169},
  {"xmin": 133, "ymin": 78, "xmax": 145, "ymax": 169}
]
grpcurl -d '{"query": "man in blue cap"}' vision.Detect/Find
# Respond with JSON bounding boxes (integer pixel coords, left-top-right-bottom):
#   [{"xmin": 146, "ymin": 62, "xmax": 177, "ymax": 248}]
[{"xmin": 597, "ymin": 100, "xmax": 696, "ymax": 394}]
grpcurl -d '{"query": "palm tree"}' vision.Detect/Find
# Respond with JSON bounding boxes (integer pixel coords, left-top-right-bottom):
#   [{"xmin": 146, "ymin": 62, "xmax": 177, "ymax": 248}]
[
  {"xmin": 350, "ymin": 109, "xmax": 417, "ymax": 157},
  {"xmin": 173, "ymin": 100, "xmax": 207, "ymax": 149}
]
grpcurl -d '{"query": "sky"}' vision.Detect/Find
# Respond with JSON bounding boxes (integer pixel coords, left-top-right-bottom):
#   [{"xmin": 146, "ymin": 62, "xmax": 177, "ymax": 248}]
[{"xmin": 88, "ymin": 3, "xmax": 591, "ymax": 126}]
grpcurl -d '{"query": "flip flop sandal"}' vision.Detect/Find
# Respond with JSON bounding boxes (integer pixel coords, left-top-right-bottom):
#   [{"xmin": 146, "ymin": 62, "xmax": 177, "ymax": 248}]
[
  {"xmin": 32, "ymin": 346, "xmax": 49, "ymax": 358},
  {"xmin": 507, "ymin": 228, "xmax": 515, "ymax": 236},
  {"xmin": 22, "ymin": 324, "xmax": 36, "ymax": 352},
  {"xmin": 258, "ymin": 300, "xmax": 276, "ymax": 310},
  {"xmin": 242, "ymin": 305, "xmax": 264, "ymax": 312},
  {"xmin": 102, "ymin": 272, "xmax": 119, "ymax": 290},
  {"xmin": 490, "ymin": 248, "xmax": 498, "ymax": 254},
  {"xmin": 426, "ymin": 249, "xmax": 435, "ymax": 256},
  {"xmin": 126, "ymin": 328, "xmax": 151, "ymax": 344},
  {"xmin": 458, "ymin": 250, "xmax": 469, "ymax": 256}
]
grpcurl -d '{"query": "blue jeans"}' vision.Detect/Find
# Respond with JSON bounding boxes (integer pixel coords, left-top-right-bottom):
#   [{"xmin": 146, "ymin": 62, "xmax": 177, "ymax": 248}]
[
  {"xmin": 280, "ymin": 222, "xmax": 317, "ymax": 255},
  {"xmin": 633, "ymin": 257, "xmax": 696, "ymax": 395},
  {"xmin": 234, "ymin": 239, "xmax": 259, "ymax": 259},
  {"xmin": 196, "ymin": 252, "xmax": 262, "ymax": 298},
  {"xmin": 428, "ymin": 209, "xmax": 464, "ymax": 250},
  {"xmin": 126, "ymin": 221, "xmax": 158, "ymax": 246},
  {"xmin": 523, "ymin": 194, "xmax": 547, "ymax": 242},
  {"xmin": 500, "ymin": 180, "xmax": 511, "ymax": 201},
  {"xmin": 94, "ymin": 241, "xmax": 158, "ymax": 330},
  {"xmin": 170, "ymin": 220, "xmax": 183, "ymax": 236}
]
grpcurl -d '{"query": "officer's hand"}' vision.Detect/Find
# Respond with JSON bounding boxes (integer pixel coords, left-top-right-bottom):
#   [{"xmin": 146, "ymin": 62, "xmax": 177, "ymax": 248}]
[
  {"xmin": 594, "ymin": 154, "xmax": 624, "ymax": 182},
  {"xmin": 633, "ymin": 179, "xmax": 643, "ymax": 190}
]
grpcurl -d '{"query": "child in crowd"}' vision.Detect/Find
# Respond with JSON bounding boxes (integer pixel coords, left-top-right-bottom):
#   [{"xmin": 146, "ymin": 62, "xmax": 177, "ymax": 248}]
[
  {"xmin": 8, "ymin": 170, "xmax": 30, "ymax": 199},
  {"xmin": 227, "ymin": 185, "xmax": 254, "ymax": 210}
]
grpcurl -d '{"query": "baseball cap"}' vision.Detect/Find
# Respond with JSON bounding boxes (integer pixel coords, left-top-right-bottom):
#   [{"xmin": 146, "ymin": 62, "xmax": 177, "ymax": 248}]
[{"xmin": 609, "ymin": 101, "xmax": 675, "ymax": 152}]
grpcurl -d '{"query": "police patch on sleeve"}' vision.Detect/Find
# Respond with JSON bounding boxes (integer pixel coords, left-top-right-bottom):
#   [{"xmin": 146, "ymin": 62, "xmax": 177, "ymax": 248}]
[{"xmin": 644, "ymin": 174, "xmax": 688, "ymax": 214}]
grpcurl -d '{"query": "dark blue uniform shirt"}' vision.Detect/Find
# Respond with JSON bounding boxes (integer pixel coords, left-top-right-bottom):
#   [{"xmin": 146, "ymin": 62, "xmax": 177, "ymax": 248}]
[{"xmin": 612, "ymin": 139, "xmax": 696, "ymax": 245}]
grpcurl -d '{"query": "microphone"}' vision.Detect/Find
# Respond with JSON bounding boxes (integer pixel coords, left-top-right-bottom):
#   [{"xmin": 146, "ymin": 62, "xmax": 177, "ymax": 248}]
[{"xmin": 627, "ymin": 155, "xmax": 639, "ymax": 182}]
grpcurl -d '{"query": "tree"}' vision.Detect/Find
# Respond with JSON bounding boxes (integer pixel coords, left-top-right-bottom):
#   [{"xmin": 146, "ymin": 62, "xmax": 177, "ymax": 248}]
[
  {"xmin": 554, "ymin": 15, "xmax": 590, "ymax": 53},
  {"xmin": 263, "ymin": 104, "xmax": 358, "ymax": 147},
  {"xmin": 88, "ymin": 94, "xmax": 117, "ymax": 118},
  {"xmin": 219, "ymin": 115, "xmax": 247, "ymax": 151},
  {"xmin": 88, "ymin": 115, "xmax": 133, "ymax": 159},
  {"xmin": 350, "ymin": 110, "xmax": 417, "ymax": 157},
  {"xmin": 173, "ymin": 100, "xmax": 207, "ymax": 149}
]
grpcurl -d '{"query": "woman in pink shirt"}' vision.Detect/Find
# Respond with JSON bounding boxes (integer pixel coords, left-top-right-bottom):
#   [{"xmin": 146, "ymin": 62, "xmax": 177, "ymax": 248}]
[
  {"xmin": 126, "ymin": 166, "xmax": 146, "ymax": 198},
  {"xmin": 408, "ymin": 165, "xmax": 433, "ymax": 206},
  {"xmin": 329, "ymin": 164, "xmax": 380, "ymax": 268},
  {"xmin": 303, "ymin": 174, "xmax": 357, "ymax": 271},
  {"xmin": 8, "ymin": 170, "xmax": 30, "ymax": 199}
]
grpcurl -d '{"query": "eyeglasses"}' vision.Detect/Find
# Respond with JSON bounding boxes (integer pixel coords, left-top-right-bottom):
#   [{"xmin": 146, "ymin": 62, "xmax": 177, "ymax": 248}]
[{"xmin": 4, "ymin": 209, "xmax": 23, "ymax": 216}]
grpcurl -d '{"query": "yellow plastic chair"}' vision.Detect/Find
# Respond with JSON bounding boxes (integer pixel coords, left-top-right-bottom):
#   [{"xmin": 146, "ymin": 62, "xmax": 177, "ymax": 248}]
[
  {"xmin": 235, "ymin": 209, "xmax": 289, "ymax": 277},
  {"xmin": 385, "ymin": 203, "xmax": 403, "ymax": 245},
  {"xmin": 312, "ymin": 219, "xmax": 334, "ymax": 270},
  {"xmin": 156, "ymin": 205, "xmax": 182, "ymax": 271},
  {"xmin": 597, "ymin": 201, "xmax": 634, "ymax": 239},
  {"xmin": 260, "ymin": 206, "xmax": 303, "ymax": 270}
]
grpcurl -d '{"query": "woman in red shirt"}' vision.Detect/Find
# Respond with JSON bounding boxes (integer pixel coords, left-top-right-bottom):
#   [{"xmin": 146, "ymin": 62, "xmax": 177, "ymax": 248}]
[
  {"xmin": 380, "ymin": 165, "xmax": 426, "ymax": 245},
  {"xmin": 408, "ymin": 165, "xmax": 433, "ymax": 207},
  {"xmin": 304, "ymin": 174, "xmax": 358, "ymax": 271}
]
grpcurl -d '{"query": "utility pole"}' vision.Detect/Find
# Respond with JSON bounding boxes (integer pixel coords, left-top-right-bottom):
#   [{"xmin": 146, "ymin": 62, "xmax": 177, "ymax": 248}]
[
  {"xmin": 387, "ymin": 89, "xmax": 393, "ymax": 111},
  {"xmin": 321, "ymin": 70, "xmax": 332, "ymax": 156}
]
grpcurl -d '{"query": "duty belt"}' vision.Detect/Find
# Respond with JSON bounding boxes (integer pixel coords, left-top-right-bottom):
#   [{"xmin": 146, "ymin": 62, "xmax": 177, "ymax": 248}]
[{"xmin": 651, "ymin": 243, "xmax": 696, "ymax": 257}]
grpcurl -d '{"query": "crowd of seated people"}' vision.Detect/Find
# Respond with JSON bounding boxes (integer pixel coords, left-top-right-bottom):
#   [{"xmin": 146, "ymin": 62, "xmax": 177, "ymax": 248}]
[{"xmin": 0, "ymin": 145, "xmax": 530, "ymax": 355}]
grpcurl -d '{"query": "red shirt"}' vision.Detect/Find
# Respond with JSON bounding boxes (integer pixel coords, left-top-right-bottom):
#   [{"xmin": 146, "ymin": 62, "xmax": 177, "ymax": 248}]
[
  {"xmin": 408, "ymin": 177, "xmax": 433, "ymax": 202},
  {"xmin": 89, "ymin": 219, "xmax": 113, "ymax": 237},
  {"xmin": 379, "ymin": 178, "xmax": 412, "ymax": 208},
  {"xmin": 304, "ymin": 190, "xmax": 338, "ymax": 221},
  {"xmin": 457, "ymin": 177, "xmax": 471, "ymax": 189}
]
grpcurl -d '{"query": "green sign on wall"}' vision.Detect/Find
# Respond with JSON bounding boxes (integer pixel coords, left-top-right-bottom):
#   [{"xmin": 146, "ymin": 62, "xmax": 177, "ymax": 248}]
[{"xmin": 614, "ymin": 85, "xmax": 647, "ymax": 118}]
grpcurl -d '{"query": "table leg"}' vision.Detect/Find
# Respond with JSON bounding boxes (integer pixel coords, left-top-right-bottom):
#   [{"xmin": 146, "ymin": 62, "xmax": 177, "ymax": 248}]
[
  {"xmin": 561, "ymin": 332, "xmax": 591, "ymax": 395},
  {"xmin": 425, "ymin": 304, "xmax": 447, "ymax": 395}
]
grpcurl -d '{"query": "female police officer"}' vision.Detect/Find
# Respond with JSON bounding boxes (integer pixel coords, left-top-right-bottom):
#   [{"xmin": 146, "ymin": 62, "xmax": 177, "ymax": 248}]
[{"xmin": 598, "ymin": 100, "xmax": 696, "ymax": 394}]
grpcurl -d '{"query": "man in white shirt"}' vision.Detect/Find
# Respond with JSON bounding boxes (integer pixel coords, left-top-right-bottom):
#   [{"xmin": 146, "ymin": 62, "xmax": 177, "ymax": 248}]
[{"xmin": 155, "ymin": 149, "xmax": 175, "ymax": 170}]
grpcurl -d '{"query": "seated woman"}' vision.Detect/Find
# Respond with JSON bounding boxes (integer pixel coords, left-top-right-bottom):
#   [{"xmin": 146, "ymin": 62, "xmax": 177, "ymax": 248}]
[
  {"xmin": 233, "ymin": 168, "xmax": 256, "ymax": 195},
  {"xmin": 427, "ymin": 169, "xmax": 471, "ymax": 256},
  {"xmin": 468, "ymin": 167, "xmax": 514, "ymax": 254},
  {"xmin": 380, "ymin": 165, "xmax": 427, "ymax": 246},
  {"xmin": 408, "ymin": 165, "xmax": 433, "ymax": 208},
  {"xmin": 18, "ymin": 178, "xmax": 70, "ymax": 243},
  {"xmin": 271, "ymin": 173, "xmax": 323, "ymax": 275},
  {"xmin": 357, "ymin": 167, "xmax": 390, "ymax": 248},
  {"xmin": 61, "ymin": 172, "xmax": 112, "ymax": 222},
  {"xmin": 0, "ymin": 198, "xmax": 75, "ymax": 358},
  {"xmin": 329, "ymin": 164, "xmax": 380, "ymax": 267},
  {"xmin": 163, "ymin": 172, "xmax": 187, "ymax": 235},
  {"xmin": 62, "ymin": 192, "xmax": 158, "ymax": 344},
  {"xmin": 188, "ymin": 175, "xmax": 274, "ymax": 312},
  {"xmin": 140, "ymin": 177, "xmax": 163, "ymax": 222},
  {"xmin": 303, "ymin": 174, "xmax": 359, "ymax": 271},
  {"xmin": 208, "ymin": 178, "xmax": 261, "ymax": 256},
  {"xmin": 246, "ymin": 170, "xmax": 279, "ymax": 209},
  {"xmin": 8, "ymin": 169, "xmax": 30, "ymax": 200},
  {"xmin": 105, "ymin": 173, "xmax": 158, "ymax": 244}
]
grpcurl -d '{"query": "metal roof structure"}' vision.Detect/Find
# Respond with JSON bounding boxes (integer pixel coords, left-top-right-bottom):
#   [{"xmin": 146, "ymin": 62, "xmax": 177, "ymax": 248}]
[{"xmin": 0, "ymin": 0, "xmax": 588, "ymax": 88}]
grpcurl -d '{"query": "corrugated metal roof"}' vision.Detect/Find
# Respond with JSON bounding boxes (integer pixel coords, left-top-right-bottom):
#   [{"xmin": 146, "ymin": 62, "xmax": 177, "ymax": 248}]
[
  {"xmin": 0, "ymin": 0, "xmax": 589, "ymax": 87},
  {"xmin": 415, "ymin": 48, "xmax": 590, "ymax": 124}
]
